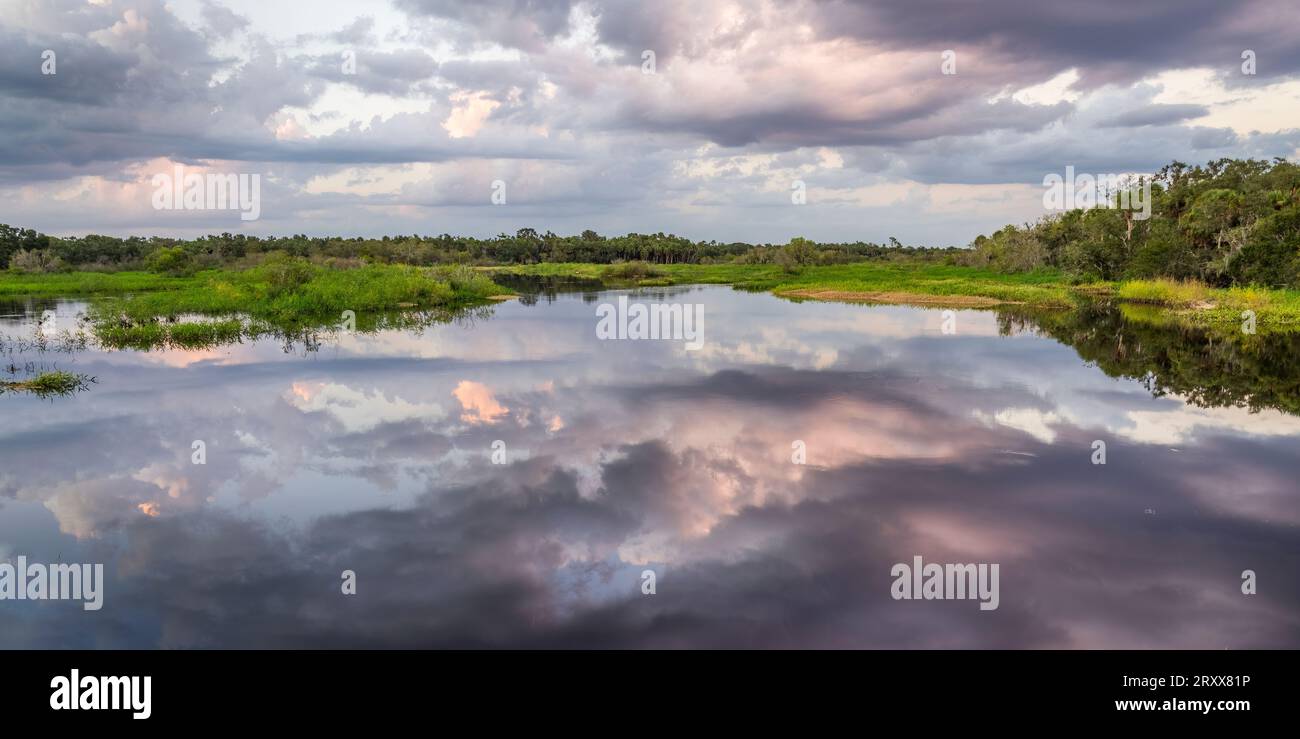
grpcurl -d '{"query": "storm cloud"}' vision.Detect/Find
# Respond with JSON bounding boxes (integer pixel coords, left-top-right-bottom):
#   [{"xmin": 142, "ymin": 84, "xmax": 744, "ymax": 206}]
[{"xmin": 0, "ymin": 0, "xmax": 1298, "ymax": 242}]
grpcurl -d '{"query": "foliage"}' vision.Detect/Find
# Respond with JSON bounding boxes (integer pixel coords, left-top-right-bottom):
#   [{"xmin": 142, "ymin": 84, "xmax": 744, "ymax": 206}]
[
  {"xmin": 967, "ymin": 157, "xmax": 1300, "ymax": 287},
  {"xmin": 258, "ymin": 252, "xmax": 315, "ymax": 296},
  {"xmin": 601, "ymin": 261, "xmax": 664, "ymax": 280},
  {"xmin": 145, "ymin": 246, "xmax": 197, "ymax": 276},
  {"xmin": 85, "ymin": 263, "xmax": 508, "ymax": 337},
  {"xmin": 0, "ymin": 225, "xmax": 961, "ymax": 273},
  {"xmin": 9, "ymin": 249, "xmax": 66, "ymax": 274}
]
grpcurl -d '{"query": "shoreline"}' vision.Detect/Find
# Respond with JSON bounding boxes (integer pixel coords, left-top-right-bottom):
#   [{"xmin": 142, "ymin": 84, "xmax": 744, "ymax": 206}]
[
  {"xmin": 3, "ymin": 262, "xmax": 1299, "ymax": 334},
  {"xmin": 489, "ymin": 262, "xmax": 1300, "ymax": 332}
]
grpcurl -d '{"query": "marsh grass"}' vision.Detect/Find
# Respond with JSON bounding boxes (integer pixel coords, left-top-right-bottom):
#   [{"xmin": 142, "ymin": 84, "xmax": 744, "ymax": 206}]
[
  {"xmin": 494, "ymin": 262, "xmax": 1300, "ymax": 328},
  {"xmin": 1116, "ymin": 279, "xmax": 1213, "ymax": 306},
  {"xmin": 95, "ymin": 319, "xmax": 246, "ymax": 350},
  {"xmin": 0, "ymin": 271, "xmax": 198, "ymax": 296},
  {"xmin": 0, "ymin": 262, "xmax": 511, "ymax": 350},
  {"xmin": 9, "ymin": 261, "xmax": 1299, "ymax": 337},
  {"xmin": 97, "ymin": 265, "xmax": 441, "ymax": 321},
  {"xmin": 1118, "ymin": 278, "xmax": 1300, "ymax": 330},
  {"xmin": 76, "ymin": 262, "xmax": 510, "ymax": 348},
  {"xmin": 601, "ymin": 261, "xmax": 666, "ymax": 281},
  {"xmin": 0, "ymin": 329, "xmax": 90, "ymax": 356},
  {"xmin": 0, "ymin": 370, "xmax": 95, "ymax": 397}
]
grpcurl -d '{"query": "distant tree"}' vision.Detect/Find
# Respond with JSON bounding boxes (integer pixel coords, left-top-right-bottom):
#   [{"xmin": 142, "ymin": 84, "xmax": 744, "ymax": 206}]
[{"xmin": 145, "ymin": 246, "xmax": 196, "ymax": 277}]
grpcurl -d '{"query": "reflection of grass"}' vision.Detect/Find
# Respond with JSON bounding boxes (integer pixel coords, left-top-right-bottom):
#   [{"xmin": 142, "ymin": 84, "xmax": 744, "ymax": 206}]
[
  {"xmin": 92, "ymin": 306, "xmax": 494, "ymax": 351},
  {"xmin": 1, "ymin": 370, "xmax": 95, "ymax": 397},
  {"xmin": 168, "ymin": 320, "xmax": 244, "ymax": 348},
  {"xmin": 96, "ymin": 320, "xmax": 246, "ymax": 350}
]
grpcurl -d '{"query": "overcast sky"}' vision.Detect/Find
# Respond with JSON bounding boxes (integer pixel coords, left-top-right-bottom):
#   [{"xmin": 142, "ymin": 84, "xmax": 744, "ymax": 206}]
[{"xmin": 1, "ymin": 0, "xmax": 1298, "ymax": 244}]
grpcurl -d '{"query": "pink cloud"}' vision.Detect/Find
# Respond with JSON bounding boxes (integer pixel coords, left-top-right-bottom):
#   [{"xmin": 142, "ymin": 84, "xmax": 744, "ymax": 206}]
[{"xmin": 453, "ymin": 380, "xmax": 509, "ymax": 424}]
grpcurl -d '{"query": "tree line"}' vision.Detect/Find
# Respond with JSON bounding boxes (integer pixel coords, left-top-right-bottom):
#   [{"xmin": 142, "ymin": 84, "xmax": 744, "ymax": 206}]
[
  {"xmin": 0, "ymin": 224, "xmax": 951, "ymax": 276},
  {"xmin": 964, "ymin": 157, "xmax": 1300, "ymax": 288},
  {"xmin": 3, "ymin": 157, "xmax": 1297, "ymax": 288}
]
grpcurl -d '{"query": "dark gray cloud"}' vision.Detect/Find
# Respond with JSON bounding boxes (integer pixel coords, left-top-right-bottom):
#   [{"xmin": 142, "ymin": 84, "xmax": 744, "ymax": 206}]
[
  {"xmin": 0, "ymin": 0, "xmax": 1296, "ymax": 241},
  {"xmin": 808, "ymin": 0, "xmax": 1300, "ymax": 85},
  {"xmin": 0, "ymin": 30, "xmax": 137, "ymax": 106},
  {"xmin": 304, "ymin": 48, "xmax": 440, "ymax": 96},
  {"xmin": 395, "ymin": 0, "xmax": 576, "ymax": 51},
  {"xmin": 1097, "ymin": 104, "xmax": 1210, "ymax": 128}
]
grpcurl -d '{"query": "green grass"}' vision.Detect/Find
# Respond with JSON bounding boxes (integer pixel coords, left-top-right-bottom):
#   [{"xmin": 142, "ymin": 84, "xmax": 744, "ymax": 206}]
[
  {"xmin": 491, "ymin": 262, "xmax": 1300, "ymax": 329},
  {"xmin": 91, "ymin": 263, "xmax": 505, "ymax": 324},
  {"xmin": 0, "ymin": 370, "xmax": 95, "ymax": 397},
  {"xmin": 1116, "ymin": 278, "xmax": 1217, "ymax": 306},
  {"xmin": 95, "ymin": 319, "xmax": 247, "ymax": 350},
  {"xmin": 1, "ymin": 263, "xmax": 512, "ymax": 349},
  {"xmin": 1116, "ymin": 278, "xmax": 1300, "ymax": 331},
  {"xmin": 600, "ymin": 261, "xmax": 666, "ymax": 281},
  {"xmin": 8, "ymin": 261, "xmax": 1299, "ymax": 337},
  {"xmin": 0, "ymin": 270, "xmax": 199, "ymax": 296},
  {"xmin": 167, "ymin": 319, "xmax": 245, "ymax": 348}
]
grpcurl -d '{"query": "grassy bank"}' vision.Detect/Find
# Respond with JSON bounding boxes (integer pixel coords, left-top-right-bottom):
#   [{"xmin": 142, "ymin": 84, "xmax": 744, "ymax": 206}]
[
  {"xmin": 0, "ymin": 271, "xmax": 200, "ymax": 297},
  {"xmin": 489, "ymin": 262, "xmax": 1300, "ymax": 330},
  {"xmin": 1114, "ymin": 278, "xmax": 1300, "ymax": 328},
  {"xmin": 6, "ymin": 261, "xmax": 1299, "ymax": 337},
  {"xmin": 0, "ymin": 261, "xmax": 512, "ymax": 348},
  {"xmin": 96, "ymin": 262, "xmax": 508, "ymax": 348},
  {"xmin": 94, "ymin": 262, "xmax": 507, "ymax": 322}
]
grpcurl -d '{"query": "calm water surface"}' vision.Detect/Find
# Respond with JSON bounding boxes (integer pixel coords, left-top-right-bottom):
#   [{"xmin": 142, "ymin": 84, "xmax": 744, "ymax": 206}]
[{"xmin": 1, "ymin": 285, "xmax": 1297, "ymax": 648}]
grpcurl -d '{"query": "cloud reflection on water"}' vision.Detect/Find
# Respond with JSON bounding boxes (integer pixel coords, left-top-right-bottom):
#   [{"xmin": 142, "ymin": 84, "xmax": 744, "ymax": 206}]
[{"xmin": 0, "ymin": 288, "xmax": 1296, "ymax": 648}]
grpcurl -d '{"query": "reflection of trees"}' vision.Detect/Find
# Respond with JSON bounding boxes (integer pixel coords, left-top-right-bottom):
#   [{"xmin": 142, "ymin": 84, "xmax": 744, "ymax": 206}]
[
  {"xmin": 268, "ymin": 304, "xmax": 501, "ymax": 355},
  {"xmin": 97, "ymin": 304, "xmax": 500, "ymax": 354},
  {"xmin": 491, "ymin": 274, "xmax": 606, "ymax": 306},
  {"xmin": 1000, "ymin": 301, "xmax": 1300, "ymax": 416},
  {"xmin": 491, "ymin": 275, "xmax": 703, "ymax": 306}
]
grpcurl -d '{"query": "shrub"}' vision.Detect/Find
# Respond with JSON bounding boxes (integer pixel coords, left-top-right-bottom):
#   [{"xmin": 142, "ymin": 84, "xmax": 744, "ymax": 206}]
[
  {"xmin": 774, "ymin": 237, "xmax": 818, "ymax": 273},
  {"xmin": 9, "ymin": 249, "xmax": 65, "ymax": 273},
  {"xmin": 259, "ymin": 252, "xmax": 316, "ymax": 296},
  {"xmin": 145, "ymin": 246, "xmax": 197, "ymax": 276},
  {"xmin": 433, "ymin": 264, "xmax": 496, "ymax": 296},
  {"xmin": 601, "ymin": 261, "xmax": 664, "ymax": 280},
  {"xmin": 964, "ymin": 226, "xmax": 1049, "ymax": 273}
]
